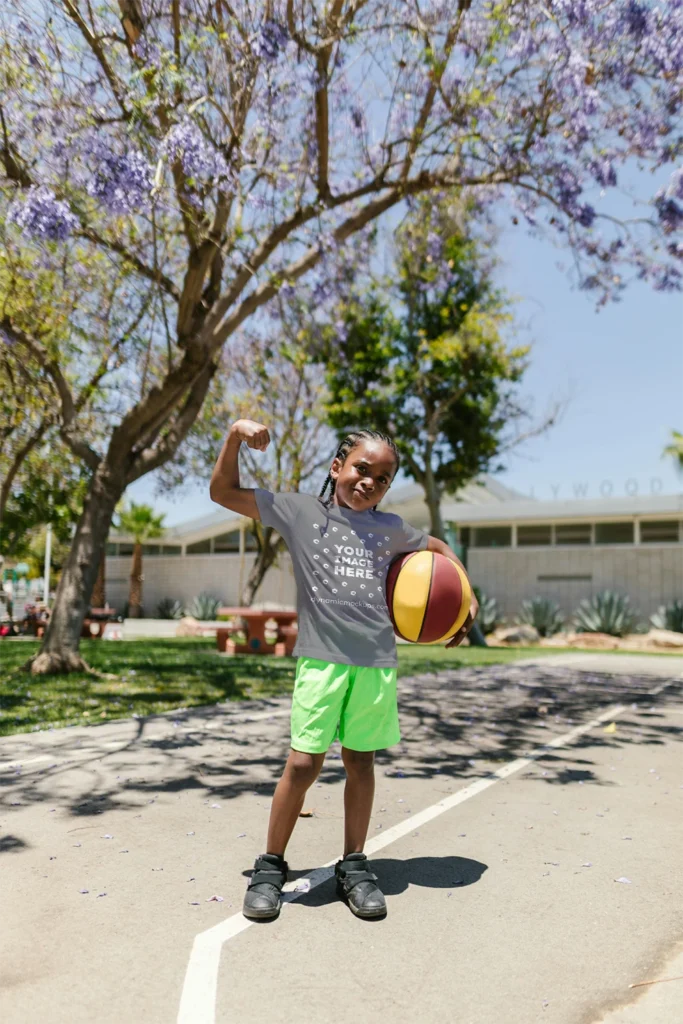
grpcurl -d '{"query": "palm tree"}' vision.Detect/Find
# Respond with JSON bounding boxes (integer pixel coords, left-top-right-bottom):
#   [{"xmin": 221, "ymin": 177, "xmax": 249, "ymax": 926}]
[
  {"xmin": 116, "ymin": 502, "xmax": 165, "ymax": 618},
  {"xmin": 664, "ymin": 430, "xmax": 683, "ymax": 472}
]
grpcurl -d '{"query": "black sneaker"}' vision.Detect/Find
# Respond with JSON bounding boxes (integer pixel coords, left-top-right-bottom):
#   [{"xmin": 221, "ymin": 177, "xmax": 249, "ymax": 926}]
[
  {"xmin": 335, "ymin": 852, "xmax": 387, "ymax": 918},
  {"xmin": 243, "ymin": 853, "xmax": 288, "ymax": 920}
]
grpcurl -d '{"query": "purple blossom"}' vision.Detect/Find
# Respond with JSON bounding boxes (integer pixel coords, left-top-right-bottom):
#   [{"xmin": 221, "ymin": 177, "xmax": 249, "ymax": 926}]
[
  {"xmin": 665, "ymin": 167, "xmax": 683, "ymax": 202},
  {"xmin": 575, "ymin": 203, "xmax": 596, "ymax": 228},
  {"xmin": 654, "ymin": 195, "xmax": 683, "ymax": 234},
  {"xmin": 87, "ymin": 147, "xmax": 153, "ymax": 213},
  {"xmin": 8, "ymin": 186, "xmax": 78, "ymax": 242},
  {"xmin": 589, "ymin": 156, "xmax": 617, "ymax": 188},
  {"xmin": 623, "ymin": 1, "xmax": 649, "ymax": 40},
  {"xmin": 162, "ymin": 120, "xmax": 230, "ymax": 184},
  {"xmin": 252, "ymin": 20, "xmax": 288, "ymax": 63},
  {"xmin": 652, "ymin": 264, "xmax": 683, "ymax": 291},
  {"xmin": 349, "ymin": 106, "xmax": 366, "ymax": 138}
]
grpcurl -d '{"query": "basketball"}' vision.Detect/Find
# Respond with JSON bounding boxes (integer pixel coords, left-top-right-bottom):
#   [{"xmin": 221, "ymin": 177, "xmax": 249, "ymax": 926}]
[{"xmin": 385, "ymin": 550, "xmax": 472, "ymax": 644}]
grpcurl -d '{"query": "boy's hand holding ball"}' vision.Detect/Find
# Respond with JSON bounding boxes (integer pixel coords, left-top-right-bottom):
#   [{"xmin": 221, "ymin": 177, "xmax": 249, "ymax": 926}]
[
  {"xmin": 445, "ymin": 594, "xmax": 479, "ymax": 648},
  {"xmin": 231, "ymin": 419, "xmax": 271, "ymax": 452}
]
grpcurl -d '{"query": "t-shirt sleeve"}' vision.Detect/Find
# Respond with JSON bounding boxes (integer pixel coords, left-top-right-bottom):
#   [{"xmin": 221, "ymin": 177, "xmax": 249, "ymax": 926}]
[
  {"xmin": 253, "ymin": 489, "xmax": 303, "ymax": 542},
  {"xmin": 395, "ymin": 517, "xmax": 429, "ymax": 553}
]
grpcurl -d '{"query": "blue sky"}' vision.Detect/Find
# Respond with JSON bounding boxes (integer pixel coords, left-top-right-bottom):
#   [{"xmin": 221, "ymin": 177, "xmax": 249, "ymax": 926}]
[{"xmin": 130, "ymin": 173, "xmax": 683, "ymax": 526}]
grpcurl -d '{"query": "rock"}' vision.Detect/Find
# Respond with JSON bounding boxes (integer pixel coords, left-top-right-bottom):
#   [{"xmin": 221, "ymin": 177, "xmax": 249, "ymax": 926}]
[
  {"xmin": 491, "ymin": 624, "xmax": 540, "ymax": 644},
  {"xmin": 568, "ymin": 632, "xmax": 620, "ymax": 650},
  {"xmin": 647, "ymin": 628, "xmax": 683, "ymax": 648},
  {"xmin": 175, "ymin": 616, "xmax": 203, "ymax": 637},
  {"xmin": 539, "ymin": 633, "xmax": 574, "ymax": 647}
]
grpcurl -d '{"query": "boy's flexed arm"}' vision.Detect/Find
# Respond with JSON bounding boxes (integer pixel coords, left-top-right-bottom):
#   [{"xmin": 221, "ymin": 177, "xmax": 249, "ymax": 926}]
[
  {"xmin": 209, "ymin": 419, "xmax": 270, "ymax": 519},
  {"xmin": 426, "ymin": 535, "xmax": 479, "ymax": 648}
]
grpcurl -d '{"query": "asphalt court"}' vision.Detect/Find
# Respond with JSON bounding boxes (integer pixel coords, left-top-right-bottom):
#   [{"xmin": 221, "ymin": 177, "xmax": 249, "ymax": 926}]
[{"xmin": 1, "ymin": 653, "xmax": 682, "ymax": 1024}]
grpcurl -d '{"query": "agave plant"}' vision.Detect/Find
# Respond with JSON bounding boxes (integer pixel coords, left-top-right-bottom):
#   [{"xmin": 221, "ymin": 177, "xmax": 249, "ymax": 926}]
[
  {"xmin": 472, "ymin": 587, "xmax": 500, "ymax": 635},
  {"xmin": 157, "ymin": 598, "xmax": 184, "ymax": 620},
  {"xmin": 185, "ymin": 592, "xmax": 222, "ymax": 621},
  {"xmin": 573, "ymin": 590, "xmax": 637, "ymax": 637},
  {"xmin": 650, "ymin": 599, "xmax": 683, "ymax": 633},
  {"xmin": 517, "ymin": 597, "xmax": 564, "ymax": 637}
]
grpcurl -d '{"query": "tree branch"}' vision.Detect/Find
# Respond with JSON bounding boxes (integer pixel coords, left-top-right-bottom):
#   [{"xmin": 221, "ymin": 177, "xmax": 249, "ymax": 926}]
[
  {"xmin": 0, "ymin": 317, "xmax": 101, "ymax": 470},
  {"xmin": 80, "ymin": 229, "xmax": 180, "ymax": 301},
  {"xmin": 62, "ymin": 0, "xmax": 130, "ymax": 118},
  {"xmin": 0, "ymin": 419, "xmax": 51, "ymax": 525},
  {"xmin": 125, "ymin": 359, "xmax": 218, "ymax": 482},
  {"xmin": 207, "ymin": 170, "xmax": 463, "ymax": 350}
]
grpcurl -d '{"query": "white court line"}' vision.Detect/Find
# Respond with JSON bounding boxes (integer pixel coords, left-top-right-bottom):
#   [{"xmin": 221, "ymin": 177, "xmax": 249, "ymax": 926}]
[{"xmin": 177, "ymin": 680, "xmax": 683, "ymax": 1024}]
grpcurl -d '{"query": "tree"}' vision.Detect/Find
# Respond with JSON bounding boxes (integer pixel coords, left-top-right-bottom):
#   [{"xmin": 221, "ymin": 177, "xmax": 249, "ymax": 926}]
[
  {"xmin": 664, "ymin": 431, "xmax": 683, "ymax": 473},
  {"xmin": 1, "ymin": 1, "xmax": 682, "ymax": 672},
  {"xmin": 115, "ymin": 502, "xmax": 165, "ymax": 618},
  {"xmin": 323, "ymin": 194, "xmax": 556, "ymax": 536},
  {"xmin": 0, "ymin": 248, "xmax": 89, "ymax": 535}
]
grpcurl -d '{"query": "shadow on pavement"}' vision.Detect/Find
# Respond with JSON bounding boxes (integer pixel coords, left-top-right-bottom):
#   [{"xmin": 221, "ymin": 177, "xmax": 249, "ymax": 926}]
[
  {"xmin": 290, "ymin": 855, "xmax": 489, "ymax": 912},
  {"xmin": 1, "ymin": 663, "xmax": 681, "ymax": 825}
]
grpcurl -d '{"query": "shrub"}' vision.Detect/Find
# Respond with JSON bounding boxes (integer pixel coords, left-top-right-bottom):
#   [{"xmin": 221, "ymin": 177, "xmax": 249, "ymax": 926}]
[
  {"xmin": 472, "ymin": 587, "xmax": 500, "ymax": 634},
  {"xmin": 517, "ymin": 597, "xmax": 564, "ymax": 637},
  {"xmin": 573, "ymin": 590, "xmax": 637, "ymax": 637},
  {"xmin": 650, "ymin": 600, "xmax": 683, "ymax": 633},
  {"xmin": 157, "ymin": 598, "xmax": 184, "ymax": 620},
  {"xmin": 185, "ymin": 592, "xmax": 222, "ymax": 620}
]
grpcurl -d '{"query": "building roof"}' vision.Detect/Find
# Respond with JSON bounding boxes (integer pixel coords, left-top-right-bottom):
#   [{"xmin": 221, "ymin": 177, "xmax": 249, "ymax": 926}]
[
  {"xmin": 111, "ymin": 474, "xmax": 525, "ymax": 544},
  {"xmin": 111, "ymin": 477, "xmax": 683, "ymax": 544},
  {"xmin": 111, "ymin": 506, "xmax": 247, "ymax": 545},
  {"xmin": 443, "ymin": 492, "xmax": 683, "ymax": 525}
]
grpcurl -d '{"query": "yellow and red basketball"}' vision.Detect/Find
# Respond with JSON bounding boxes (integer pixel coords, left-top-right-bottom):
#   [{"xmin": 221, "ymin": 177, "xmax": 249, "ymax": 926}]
[{"xmin": 385, "ymin": 550, "xmax": 472, "ymax": 644}]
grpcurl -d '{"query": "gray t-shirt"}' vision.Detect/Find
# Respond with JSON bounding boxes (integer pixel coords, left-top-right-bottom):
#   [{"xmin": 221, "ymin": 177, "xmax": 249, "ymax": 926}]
[{"xmin": 254, "ymin": 489, "xmax": 429, "ymax": 668}]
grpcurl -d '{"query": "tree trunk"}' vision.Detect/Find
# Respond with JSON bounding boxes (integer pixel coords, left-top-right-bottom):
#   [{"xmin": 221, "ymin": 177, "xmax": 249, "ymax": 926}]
[
  {"xmin": 25, "ymin": 464, "xmax": 125, "ymax": 674},
  {"xmin": 424, "ymin": 467, "xmax": 446, "ymax": 542},
  {"xmin": 128, "ymin": 542, "xmax": 143, "ymax": 618},
  {"xmin": 239, "ymin": 529, "xmax": 284, "ymax": 606},
  {"xmin": 92, "ymin": 551, "xmax": 106, "ymax": 608}
]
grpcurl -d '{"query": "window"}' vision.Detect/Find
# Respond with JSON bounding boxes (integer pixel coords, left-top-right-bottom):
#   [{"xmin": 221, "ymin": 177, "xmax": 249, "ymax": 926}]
[
  {"xmin": 106, "ymin": 543, "xmax": 118, "ymax": 556},
  {"xmin": 472, "ymin": 526, "xmax": 512, "ymax": 548},
  {"xmin": 517, "ymin": 524, "xmax": 552, "ymax": 546},
  {"xmin": 213, "ymin": 531, "xmax": 240, "ymax": 553},
  {"xmin": 594, "ymin": 521, "xmax": 634, "ymax": 545},
  {"xmin": 186, "ymin": 539, "xmax": 211, "ymax": 554},
  {"xmin": 161, "ymin": 545, "xmax": 181, "ymax": 556},
  {"xmin": 142, "ymin": 544, "xmax": 160, "ymax": 555},
  {"xmin": 118, "ymin": 543, "xmax": 134, "ymax": 556},
  {"xmin": 458, "ymin": 527, "xmax": 471, "ymax": 546},
  {"xmin": 640, "ymin": 520, "xmax": 680, "ymax": 543},
  {"xmin": 555, "ymin": 523, "xmax": 591, "ymax": 545}
]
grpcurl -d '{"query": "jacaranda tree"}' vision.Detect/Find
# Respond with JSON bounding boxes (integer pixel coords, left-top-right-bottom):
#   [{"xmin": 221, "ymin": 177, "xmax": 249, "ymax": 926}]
[{"xmin": 1, "ymin": 0, "xmax": 682, "ymax": 672}]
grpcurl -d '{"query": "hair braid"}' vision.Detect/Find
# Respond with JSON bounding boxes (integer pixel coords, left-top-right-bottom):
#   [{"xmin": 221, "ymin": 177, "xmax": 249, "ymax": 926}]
[{"xmin": 318, "ymin": 429, "xmax": 400, "ymax": 511}]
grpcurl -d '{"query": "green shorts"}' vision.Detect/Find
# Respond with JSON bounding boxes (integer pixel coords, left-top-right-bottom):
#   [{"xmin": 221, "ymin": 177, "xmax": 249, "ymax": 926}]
[{"xmin": 290, "ymin": 657, "xmax": 401, "ymax": 754}]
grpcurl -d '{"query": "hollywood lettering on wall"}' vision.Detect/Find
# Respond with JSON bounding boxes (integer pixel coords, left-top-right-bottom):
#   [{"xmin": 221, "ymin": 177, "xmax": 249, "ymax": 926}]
[{"xmin": 526, "ymin": 478, "xmax": 671, "ymax": 499}]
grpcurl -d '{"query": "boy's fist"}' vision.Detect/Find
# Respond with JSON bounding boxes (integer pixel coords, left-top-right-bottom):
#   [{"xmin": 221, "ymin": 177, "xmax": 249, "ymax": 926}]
[{"xmin": 230, "ymin": 419, "xmax": 270, "ymax": 452}]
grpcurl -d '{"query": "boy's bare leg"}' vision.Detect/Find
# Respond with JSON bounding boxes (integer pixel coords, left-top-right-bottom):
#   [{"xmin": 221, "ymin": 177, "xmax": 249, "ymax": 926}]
[
  {"xmin": 266, "ymin": 748, "xmax": 326, "ymax": 857},
  {"xmin": 341, "ymin": 747, "xmax": 375, "ymax": 856}
]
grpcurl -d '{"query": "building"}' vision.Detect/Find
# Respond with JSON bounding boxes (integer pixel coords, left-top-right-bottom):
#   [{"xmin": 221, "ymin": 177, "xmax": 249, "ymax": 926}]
[
  {"xmin": 106, "ymin": 479, "xmax": 683, "ymax": 621},
  {"xmin": 383, "ymin": 484, "xmax": 683, "ymax": 620}
]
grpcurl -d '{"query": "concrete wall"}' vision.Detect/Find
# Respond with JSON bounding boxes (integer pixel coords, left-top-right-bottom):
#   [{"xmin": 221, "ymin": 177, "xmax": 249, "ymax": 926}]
[
  {"xmin": 104, "ymin": 552, "xmax": 297, "ymax": 614},
  {"xmin": 468, "ymin": 544, "xmax": 683, "ymax": 621},
  {"xmin": 104, "ymin": 543, "xmax": 683, "ymax": 623}
]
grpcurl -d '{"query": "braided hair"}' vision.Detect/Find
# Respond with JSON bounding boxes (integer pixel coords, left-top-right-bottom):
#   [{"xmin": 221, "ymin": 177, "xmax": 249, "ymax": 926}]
[{"xmin": 318, "ymin": 429, "xmax": 400, "ymax": 511}]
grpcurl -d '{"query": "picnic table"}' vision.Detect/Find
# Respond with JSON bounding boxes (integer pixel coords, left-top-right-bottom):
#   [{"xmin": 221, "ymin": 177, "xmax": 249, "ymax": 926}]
[
  {"xmin": 81, "ymin": 606, "xmax": 119, "ymax": 639},
  {"xmin": 216, "ymin": 607, "xmax": 298, "ymax": 657}
]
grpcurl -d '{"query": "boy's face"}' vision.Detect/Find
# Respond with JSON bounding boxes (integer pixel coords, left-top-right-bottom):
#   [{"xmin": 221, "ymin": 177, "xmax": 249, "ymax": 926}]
[{"xmin": 330, "ymin": 440, "xmax": 397, "ymax": 512}]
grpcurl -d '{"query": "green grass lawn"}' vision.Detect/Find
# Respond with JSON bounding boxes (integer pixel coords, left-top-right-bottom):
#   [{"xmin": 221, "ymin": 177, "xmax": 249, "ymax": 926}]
[{"xmin": 0, "ymin": 638, "xmax": 551, "ymax": 738}]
